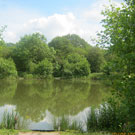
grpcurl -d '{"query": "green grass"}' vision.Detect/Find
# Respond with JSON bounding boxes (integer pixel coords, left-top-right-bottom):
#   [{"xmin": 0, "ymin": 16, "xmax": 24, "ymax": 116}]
[
  {"xmin": 0, "ymin": 129, "xmax": 19, "ymax": 135},
  {"xmin": 60, "ymin": 131, "xmax": 112, "ymax": 135},
  {"xmin": 0, "ymin": 129, "xmax": 31, "ymax": 135},
  {"xmin": 0, "ymin": 130, "xmax": 112, "ymax": 135}
]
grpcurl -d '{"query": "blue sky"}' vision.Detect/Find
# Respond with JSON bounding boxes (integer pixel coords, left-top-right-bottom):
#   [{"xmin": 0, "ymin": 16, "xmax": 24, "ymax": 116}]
[
  {"xmin": 1, "ymin": 0, "xmax": 95, "ymax": 15},
  {"xmin": 0, "ymin": 0, "xmax": 123, "ymax": 43}
]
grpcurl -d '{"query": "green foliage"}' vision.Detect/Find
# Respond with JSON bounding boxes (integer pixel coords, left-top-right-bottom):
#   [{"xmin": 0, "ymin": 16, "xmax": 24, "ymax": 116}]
[
  {"xmin": 12, "ymin": 33, "xmax": 55, "ymax": 73},
  {"xmin": 49, "ymin": 36, "xmax": 74, "ymax": 58},
  {"xmin": 0, "ymin": 45, "xmax": 13, "ymax": 59},
  {"xmin": 0, "ymin": 58, "xmax": 17, "ymax": 79},
  {"xmin": 63, "ymin": 34, "xmax": 90, "ymax": 49},
  {"xmin": 34, "ymin": 59, "xmax": 53, "ymax": 78},
  {"xmin": 0, "ymin": 31, "xmax": 106, "ymax": 78},
  {"xmin": 23, "ymin": 73, "xmax": 34, "ymax": 79},
  {"xmin": 53, "ymin": 61, "xmax": 61, "ymax": 77},
  {"xmin": 63, "ymin": 54, "xmax": 90, "ymax": 77},
  {"xmin": 87, "ymin": 47, "xmax": 105, "ymax": 73},
  {"xmin": 100, "ymin": 3, "xmax": 135, "ymax": 75},
  {"xmin": 99, "ymin": 1, "xmax": 135, "ymax": 132},
  {"xmin": 48, "ymin": 34, "xmax": 96, "ymax": 77},
  {"xmin": 112, "ymin": 74, "xmax": 135, "ymax": 131},
  {"xmin": 64, "ymin": 34, "xmax": 92, "ymax": 58},
  {"xmin": 87, "ymin": 104, "xmax": 127, "ymax": 132}
]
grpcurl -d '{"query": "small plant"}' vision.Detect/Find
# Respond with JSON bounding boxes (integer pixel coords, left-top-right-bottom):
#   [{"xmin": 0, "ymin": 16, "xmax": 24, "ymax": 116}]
[
  {"xmin": 0, "ymin": 110, "xmax": 27, "ymax": 130},
  {"xmin": 87, "ymin": 107, "xmax": 98, "ymax": 132},
  {"xmin": 53, "ymin": 116, "xmax": 70, "ymax": 131},
  {"xmin": 53, "ymin": 116, "xmax": 83, "ymax": 132},
  {"xmin": 69, "ymin": 120, "xmax": 83, "ymax": 132}
]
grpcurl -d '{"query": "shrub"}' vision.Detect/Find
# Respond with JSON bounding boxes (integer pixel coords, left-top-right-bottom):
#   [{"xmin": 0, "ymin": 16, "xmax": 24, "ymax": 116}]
[
  {"xmin": 0, "ymin": 58, "xmax": 17, "ymax": 79},
  {"xmin": 63, "ymin": 54, "xmax": 90, "ymax": 77},
  {"xmin": 34, "ymin": 59, "xmax": 53, "ymax": 78},
  {"xmin": 23, "ymin": 74, "xmax": 34, "ymax": 79},
  {"xmin": 87, "ymin": 104, "xmax": 127, "ymax": 132}
]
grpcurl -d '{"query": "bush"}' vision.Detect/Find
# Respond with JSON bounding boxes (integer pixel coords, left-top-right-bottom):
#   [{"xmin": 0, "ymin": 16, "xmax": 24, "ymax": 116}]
[
  {"xmin": 63, "ymin": 54, "xmax": 90, "ymax": 77},
  {"xmin": 34, "ymin": 59, "xmax": 53, "ymax": 78},
  {"xmin": 23, "ymin": 73, "xmax": 34, "ymax": 79},
  {"xmin": 87, "ymin": 104, "xmax": 127, "ymax": 132},
  {"xmin": 0, "ymin": 58, "xmax": 17, "ymax": 79}
]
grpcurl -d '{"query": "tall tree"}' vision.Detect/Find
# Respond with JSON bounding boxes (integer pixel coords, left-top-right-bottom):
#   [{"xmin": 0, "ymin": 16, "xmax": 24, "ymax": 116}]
[
  {"xmin": 100, "ymin": 1, "xmax": 135, "ymax": 129},
  {"xmin": 12, "ymin": 33, "xmax": 55, "ymax": 73},
  {"xmin": 64, "ymin": 34, "xmax": 90, "ymax": 48},
  {"xmin": 48, "ymin": 36, "xmax": 74, "ymax": 58}
]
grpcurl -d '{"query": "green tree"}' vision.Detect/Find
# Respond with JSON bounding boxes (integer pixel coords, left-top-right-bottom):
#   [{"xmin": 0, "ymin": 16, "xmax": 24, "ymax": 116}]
[
  {"xmin": 0, "ymin": 58, "xmax": 17, "ymax": 79},
  {"xmin": 12, "ymin": 33, "xmax": 55, "ymax": 74},
  {"xmin": 48, "ymin": 36, "xmax": 74, "ymax": 58},
  {"xmin": 49, "ymin": 35, "xmax": 92, "ymax": 77},
  {"xmin": 100, "ymin": 3, "xmax": 135, "ymax": 75},
  {"xmin": 64, "ymin": 34, "xmax": 90, "ymax": 48},
  {"xmin": 63, "ymin": 53, "xmax": 90, "ymax": 77},
  {"xmin": 34, "ymin": 59, "xmax": 53, "ymax": 78},
  {"xmin": 99, "ymin": 1, "xmax": 135, "ymax": 131},
  {"xmin": 48, "ymin": 36, "xmax": 74, "ymax": 77},
  {"xmin": 87, "ymin": 47, "xmax": 105, "ymax": 73}
]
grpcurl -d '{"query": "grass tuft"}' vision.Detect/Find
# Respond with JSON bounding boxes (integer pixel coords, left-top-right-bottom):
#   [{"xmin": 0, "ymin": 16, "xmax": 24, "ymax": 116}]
[{"xmin": 0, "ymin": 110, "xmax": 28, "ymax": 130}]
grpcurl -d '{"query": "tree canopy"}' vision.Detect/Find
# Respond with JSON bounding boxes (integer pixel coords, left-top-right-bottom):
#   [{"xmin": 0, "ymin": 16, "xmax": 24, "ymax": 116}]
[
  {"xmin": 12, "ymin": 33, "xmax": 55, "ymax": 75},
  {"xmin": 0, "ymin": 30, "xmax": 106, "ymax": 78}
]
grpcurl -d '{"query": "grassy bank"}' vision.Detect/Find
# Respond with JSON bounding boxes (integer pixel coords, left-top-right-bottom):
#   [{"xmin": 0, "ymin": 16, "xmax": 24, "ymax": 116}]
[
  {"xmin": 0, "ymin": 130, "xmax": 112, "ymax": 135},
  {"xmin": 0, "ymin": 129, "xmax": 18, "ymax": 135}
]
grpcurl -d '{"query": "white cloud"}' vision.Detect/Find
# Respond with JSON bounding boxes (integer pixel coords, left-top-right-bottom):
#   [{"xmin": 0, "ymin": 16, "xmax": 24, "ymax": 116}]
[
  {"xmin": 21, "ymin": 13, "xmax": 78, "ymax": 41},
  {"xmin": 2, "ymin": 0, "xmax": 123, "ymax": 44}
]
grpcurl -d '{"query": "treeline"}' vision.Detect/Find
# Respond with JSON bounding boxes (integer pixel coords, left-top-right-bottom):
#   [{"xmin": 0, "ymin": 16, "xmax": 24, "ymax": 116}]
[{"xmin": 0, "ymin": 33, "xmax": 106, "ymax": 79}]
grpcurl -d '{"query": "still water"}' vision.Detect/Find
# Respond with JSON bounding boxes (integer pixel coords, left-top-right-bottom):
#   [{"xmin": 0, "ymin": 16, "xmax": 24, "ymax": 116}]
[{"xmin": 0, "ymin": 79, "xmax": 111, "ymax": 130}]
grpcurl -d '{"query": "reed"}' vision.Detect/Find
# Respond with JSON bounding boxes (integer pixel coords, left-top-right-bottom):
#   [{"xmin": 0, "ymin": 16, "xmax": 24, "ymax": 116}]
[
  {"xmin": 0, "ymin": 110, "xmax": 27, "ymax": 130},
  {"xmin": 53, "ymin": 116, "xmax": 83, "ymax": 132}
]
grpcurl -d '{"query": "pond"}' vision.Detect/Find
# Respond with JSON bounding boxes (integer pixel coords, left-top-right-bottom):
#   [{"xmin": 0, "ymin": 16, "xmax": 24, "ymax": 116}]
[{"xmin": 0, "ymin": 79, "xmax": 111, "ymax": 131}]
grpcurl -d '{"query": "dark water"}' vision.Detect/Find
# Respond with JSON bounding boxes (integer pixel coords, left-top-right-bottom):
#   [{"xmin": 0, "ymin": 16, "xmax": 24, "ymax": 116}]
[{"xmin": 0, "ymin": 79, "xmax": 111, "ymax": 130}]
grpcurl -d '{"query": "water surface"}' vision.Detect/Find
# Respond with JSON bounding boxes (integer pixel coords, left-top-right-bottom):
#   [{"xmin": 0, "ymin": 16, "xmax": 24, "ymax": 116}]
[{"xmin": 0, "ymin": 79, "xmax": 111, "ymax": 130}]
